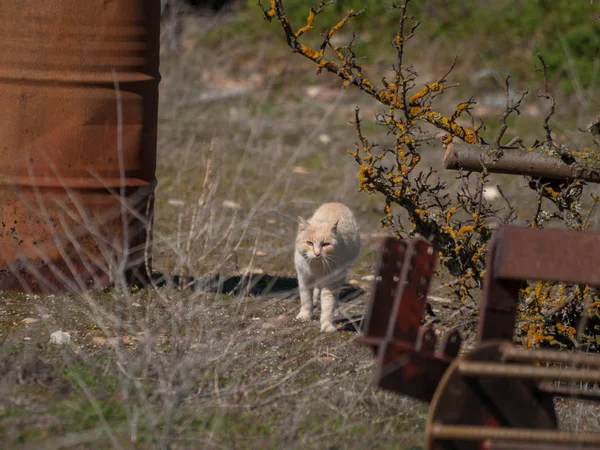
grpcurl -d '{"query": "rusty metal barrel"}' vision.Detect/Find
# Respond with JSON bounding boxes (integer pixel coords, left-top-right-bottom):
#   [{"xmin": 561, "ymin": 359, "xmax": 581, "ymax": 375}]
[{"xmin": 0, "ymin": 1, "xmax": 160, "ymax": 292}]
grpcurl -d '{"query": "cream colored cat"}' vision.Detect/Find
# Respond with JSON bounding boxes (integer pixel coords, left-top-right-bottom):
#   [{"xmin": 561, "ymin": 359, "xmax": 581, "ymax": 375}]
[{"xmin": 294, "ymin": 202, "xmax": 361, "ymax": 332}]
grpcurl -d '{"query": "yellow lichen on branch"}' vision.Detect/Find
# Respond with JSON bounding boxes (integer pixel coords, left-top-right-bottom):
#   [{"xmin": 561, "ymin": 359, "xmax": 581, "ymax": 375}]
[
  {"xmin": 264, "ymin": 0, "xmax": 276, "ymax": 18},
  {"xmin": 408, "ymin": 82, "xmax": 443, "ymax": 105},
  {"xmin": 326, "ymin": 10, "xmax": 357, "ymax": 40},
  {"xmin": 298, "ymin": 44, "xmax": 322, "ymax": 61},
  {"xmin": 295, "ymin": 8, "xmax": 317, "ymax": 38},
  {"xmin": 455, "ymin": 225, "xmax": 475, "ymax": 239},
  {"xmin": 518, "ymin": 280, "xmax": 598, "ymax": 348},
  {"xmin": 451, "ymin": 102, "xmax": 472, "ymax": 122},
  {"xmin": 424, "ymin": 111, "xmax": 479, "ymax": 144}
]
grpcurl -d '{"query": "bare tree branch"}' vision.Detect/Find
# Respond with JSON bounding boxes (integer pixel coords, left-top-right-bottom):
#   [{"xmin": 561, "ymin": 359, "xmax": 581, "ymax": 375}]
[
  {"xmin": 495, "ymin": 76, "xmax": 529, "ymax": 146},
  {"xmin": 536, "ymin": 53, "xmax": 556, "ymax": 144},
  {"xmin": 444, "ymin": 143, "xmax": 600, "ymax": 183}
]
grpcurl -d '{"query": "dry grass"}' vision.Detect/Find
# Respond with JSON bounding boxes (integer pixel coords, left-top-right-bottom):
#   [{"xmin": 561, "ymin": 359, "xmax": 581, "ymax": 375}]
[{"xmin": 2, "ymin": 6, "xmax": 600, "ymax": 450}]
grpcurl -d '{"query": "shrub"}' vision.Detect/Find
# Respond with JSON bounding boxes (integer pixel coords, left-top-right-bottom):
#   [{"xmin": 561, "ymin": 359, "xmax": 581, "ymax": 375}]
[{"xmin": 260, "ymin": 0, "xmax": 600, "ymax": 349}]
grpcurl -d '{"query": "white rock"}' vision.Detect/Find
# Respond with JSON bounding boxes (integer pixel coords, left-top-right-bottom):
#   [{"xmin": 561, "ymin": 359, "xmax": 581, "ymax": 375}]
[
  {"xmin": 49, "ymin": 331, "xmax": 71, "ymax": 345},
  {"xmin": 222, "ymin": 200, "xmax": 241, "ymax": 210},
  {"xmin": 318, "ymin": 133, "xmax": 332, "ymax": 144},
  {"xmin": 305, "ymin": 86, "xmax": 321, "ymax": 98},
  {"xmin": 483, "ymin": 186, "xmax": 501, "ymax": 201},
  {"xmin": 292, "ymin": 166, "xmax": 309, "ymax": 175},
  {"xmin": 21, "ymin": 318, "xmax": 40, "ymax": 324}
]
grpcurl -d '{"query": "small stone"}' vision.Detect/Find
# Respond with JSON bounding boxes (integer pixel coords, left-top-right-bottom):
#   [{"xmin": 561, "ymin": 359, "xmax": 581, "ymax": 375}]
[
  {"xmin": 318, "ymin": 133, "xmax": 332, "ymax": 144},
  {"xmin": 362, "ymin": 275, "xmax": 375, "ymax": 282},
  {"xmin": 319, "ymin": 355, "xmax": 334, "ymax": 363},
  {"xmin": 242, "ymin": 268, "xmax": 265, "ymax": 276},
  {"xmin": 23, "ymin": 337, "xmax": 31, "ymax": 341},
  {"xmin": 255, "ymin": 251, "xmax": 267, "ymax": 257},
  {"xmin": 21, "ymin": 318, "xmax": 40, "ymax": 324},
  {"xmin": 305, "ymin": 86, "xmax": 321, "ymax": 98},
  {"xmin": 483, "ymin": 186, "xmax": 501, "ymax": 201},
  {"xmin": 122, "ymin": 336, "xmax": 135, "ymax": 346},
  {"xmin": 292, "ymin": 166, "xmax": 309, "ymax": 175},
  {"xmin": 49, "ymin": 331, "xmax": 71, "ymax": 345},
  {"xmin": 428, "ymin": 295, "xmax": 452, "ymax": 304},
  {"xmin": 223, "ymin": 200, "xmax": 241, "ymax": 210},
  {"xmin": 168, "ymin": 199, "xmax": 185, "ymax": 207}
]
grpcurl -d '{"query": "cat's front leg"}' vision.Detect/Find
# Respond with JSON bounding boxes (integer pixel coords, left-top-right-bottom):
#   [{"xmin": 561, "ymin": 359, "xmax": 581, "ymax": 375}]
[
  {"xmin": 319, "ymin": 282, "xmax": 342, "ymax": 332},
  {"xmin": 296, "ymin": 277, "xmax": 313, "ymax": 321},
  {"xmin": 312, "ymin": 288, "xmax": 320, "ymax": 307}
]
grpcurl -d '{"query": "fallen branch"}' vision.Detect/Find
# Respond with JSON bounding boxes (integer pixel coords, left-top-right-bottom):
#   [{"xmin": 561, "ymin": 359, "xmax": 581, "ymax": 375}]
[{"xmin": 444, "ymin": 143, "xmax": 600, "ymax": 183}]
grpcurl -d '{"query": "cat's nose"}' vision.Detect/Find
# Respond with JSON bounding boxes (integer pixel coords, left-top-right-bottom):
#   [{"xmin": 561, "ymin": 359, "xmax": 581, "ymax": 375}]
[{"xmin": 313, "ymin": 250, "xmax": 321, "ymax": 257}]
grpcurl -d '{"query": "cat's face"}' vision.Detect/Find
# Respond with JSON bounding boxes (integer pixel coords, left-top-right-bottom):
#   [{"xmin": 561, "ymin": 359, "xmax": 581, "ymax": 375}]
[{"xmin": 296, "ymin": 217, "xmax": 339, "ymax": 262}]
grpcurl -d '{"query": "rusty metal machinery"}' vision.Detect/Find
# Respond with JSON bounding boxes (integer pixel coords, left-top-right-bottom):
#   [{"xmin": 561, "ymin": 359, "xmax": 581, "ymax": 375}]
[
  {"xmin": 358, "ymin": 227, "xmax": 600, "ymax": 450},
  {"xmin": 0, "ymin": 1, "xmax": 160, "ymax": 292}
]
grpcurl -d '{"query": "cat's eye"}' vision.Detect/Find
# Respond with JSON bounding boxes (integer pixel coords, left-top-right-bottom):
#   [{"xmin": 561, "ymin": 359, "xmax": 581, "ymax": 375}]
[
  {"xmin": 306, "ymin": 241, "xmax": 313, "ymax": 246},
  {"xmin": 322, "ymin": 243, "xmax": 330, "ymax": 247}
]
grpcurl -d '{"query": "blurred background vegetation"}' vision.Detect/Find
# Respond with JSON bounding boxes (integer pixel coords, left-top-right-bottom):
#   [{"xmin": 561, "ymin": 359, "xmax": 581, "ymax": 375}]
[
  {"xmin": 250, "ymin": 0, "xmax": 600, "ymax": 94},
  {"xmin": 183, "ymin": 0, "xmax": 600, "ymax": 143}
]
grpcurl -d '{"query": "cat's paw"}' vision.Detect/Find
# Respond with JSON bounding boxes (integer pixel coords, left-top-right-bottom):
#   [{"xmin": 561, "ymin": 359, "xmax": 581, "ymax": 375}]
[
  {"xmin": 296, "ymin": 310, "xmax": 312, "ymax": 321},
  {"xmin": 320, "ymin": 322, "xmax": 337, "ymax": 333}
]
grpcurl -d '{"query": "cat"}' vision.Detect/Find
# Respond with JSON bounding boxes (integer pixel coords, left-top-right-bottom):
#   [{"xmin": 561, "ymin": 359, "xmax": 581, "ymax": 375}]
[{"xmin": 294, "ymin": 202, "xmax": 361, "ymax": 332}]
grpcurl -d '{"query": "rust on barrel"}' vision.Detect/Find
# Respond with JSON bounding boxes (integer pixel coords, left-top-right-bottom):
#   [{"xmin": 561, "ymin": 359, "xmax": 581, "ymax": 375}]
[{"xmin": 0, "ymin": 1, "xmax": 160, "ymax": 292}]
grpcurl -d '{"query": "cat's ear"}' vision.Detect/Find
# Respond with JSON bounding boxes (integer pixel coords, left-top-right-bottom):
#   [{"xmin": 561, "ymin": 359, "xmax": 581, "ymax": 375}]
[
  {"xmin": 330, "ymin": 220, "xmax": 339, "ymax": 235},
  {"xmin": 298, "ymin": 216, "xmax": 309, "ymax": 232}
]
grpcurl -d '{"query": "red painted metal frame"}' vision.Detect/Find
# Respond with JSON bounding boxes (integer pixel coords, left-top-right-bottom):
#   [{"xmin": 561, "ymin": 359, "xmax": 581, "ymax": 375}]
[
  {"xmin": 358, "ymin": 237, "xmax": 461, "ymax": 402},
  {"xmin": 360, "ymin": 227, "xmax": 600, "ymax": 449},
  {"xmin": 477, "ymin": 226, "xmax": 600, "ymax": 343}
]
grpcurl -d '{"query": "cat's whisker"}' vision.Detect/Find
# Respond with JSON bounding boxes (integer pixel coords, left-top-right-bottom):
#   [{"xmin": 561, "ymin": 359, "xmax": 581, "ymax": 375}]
[{"xmin": 323, "ymin": 256, "xmax": 334, "ymax": 274}]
